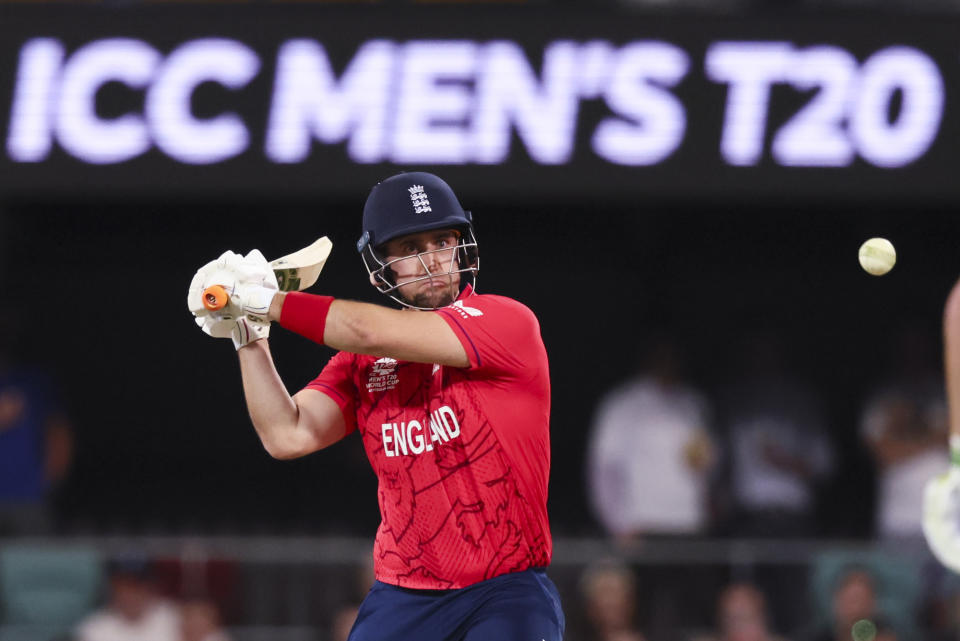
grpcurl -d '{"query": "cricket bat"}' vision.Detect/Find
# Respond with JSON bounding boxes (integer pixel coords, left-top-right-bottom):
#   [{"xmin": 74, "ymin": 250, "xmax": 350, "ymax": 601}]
[{"xmin": 202, "ymin": 237, "xmax": 333, "ymax": 311}]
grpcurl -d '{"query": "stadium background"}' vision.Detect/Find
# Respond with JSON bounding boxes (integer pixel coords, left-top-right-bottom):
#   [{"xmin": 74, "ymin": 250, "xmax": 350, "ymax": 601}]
[{"xmin": 1, "ymin": 2, "xmax": 959, "ymax": 640}]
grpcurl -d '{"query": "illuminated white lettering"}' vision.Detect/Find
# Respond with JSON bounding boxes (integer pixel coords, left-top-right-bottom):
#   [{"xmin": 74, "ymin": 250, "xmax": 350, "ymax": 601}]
[
  {"xmin": 392, "ymin": 41, "xmax": 476, "ymax": 163},
  {"xmin": 7, "ymin": 36, "xmax": 943, "ymax": 173},
  {"xmin": 576, "ymin": 40, "xmax": 615, "ymax": 99},
  {"xmin": 772, "ymin": 46, "xmax": 857, "ymax": 167},
  {"xmin": 711, "ymin": 42, "xmax": 943, "ymax": 168},
  {"xmin": 146, "ymin": 39, "xmax": 259, "ymax": 164},
  {"xmin": 472, "ymin": 40, "xmax": 580, "ymax": 164},
  {"xmin": 265, "ymin": 39, "xmax": 394, "ymax": 163},
  {"xmin": 851, "ymin": 46, "xmax": 943, "ymax": 168},
  {"xmin": 706, "ymin": 42, "xmax": 792, "ymax": 166},
  {"xmin": 593, "ymin": 41, "xmax": 689, "ymax": 165},
  {"xmin": 56, "ymin": 38, "xmax": 159, "ymax": 164},
  {"xmin": 6, "ymin": 38, "xmax": 64, "ymax": 162}
]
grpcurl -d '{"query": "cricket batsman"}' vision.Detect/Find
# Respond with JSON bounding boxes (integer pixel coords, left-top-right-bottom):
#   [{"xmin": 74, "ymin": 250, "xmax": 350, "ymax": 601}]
[{"xmin": 187, "ymin": 172, "xmax": 565, "ymax": 640}]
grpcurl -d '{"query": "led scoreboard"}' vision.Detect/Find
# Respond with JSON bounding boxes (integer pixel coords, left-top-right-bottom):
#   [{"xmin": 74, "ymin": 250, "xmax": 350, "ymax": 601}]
[{"xmin": 1, "ymin": 7, "xmax": 958, "ymax": 202}]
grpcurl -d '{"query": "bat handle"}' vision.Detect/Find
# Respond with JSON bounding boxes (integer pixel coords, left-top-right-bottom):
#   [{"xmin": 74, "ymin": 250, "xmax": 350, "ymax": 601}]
[{"xmin": 202, "ymin": 285, "xmax": 229, "ymax": 311}]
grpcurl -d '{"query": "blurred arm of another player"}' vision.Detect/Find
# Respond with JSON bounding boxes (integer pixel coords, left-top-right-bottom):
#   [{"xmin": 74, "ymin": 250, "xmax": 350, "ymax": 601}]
[{"xmin": 923, "ymin": 277, "xmax": 960, "ymax": 572}]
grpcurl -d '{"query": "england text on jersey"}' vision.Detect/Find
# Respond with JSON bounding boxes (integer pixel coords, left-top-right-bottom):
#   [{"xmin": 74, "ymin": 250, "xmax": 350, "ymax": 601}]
[{"xmin": 382, "ymin": 405, "xmax": 461, "ymax": 457}]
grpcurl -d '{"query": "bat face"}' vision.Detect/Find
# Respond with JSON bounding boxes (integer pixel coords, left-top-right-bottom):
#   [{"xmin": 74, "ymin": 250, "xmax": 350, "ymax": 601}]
[
  {"xmin": 273, "ymin": 268, "xmax": 304, "ymax": 292},
  {"xmin": 270, "ymin": 237, "xmax": 333, "ymax": 292}
]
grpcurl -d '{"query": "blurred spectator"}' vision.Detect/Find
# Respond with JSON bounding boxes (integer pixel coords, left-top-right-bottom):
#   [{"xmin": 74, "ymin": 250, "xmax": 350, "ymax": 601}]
[
  {"xmin": 326, "ymin": 561, "xmax": 372, "ymax": 641},
  {"xmin": 579, "ymin": 559, "xmax": 647, "ymax": 641},
  {"xmin": 710, "ymin": 583, "xmax": 788, "ymax": 641},
  {"xmin": 875, "ymin": 621, "xmax": 901, "ymax": 641},
  {"xmin": 180, "ymin": 598, "xmax": 231, "ymax": 641},
  {"xmin": 74, "ymin": 557, "xmax": 180, "ymax": 641},
  {"xmin": 355, "ymin": 557, "xmax": 376, "ymax": 599},
  {"xmin": 805, "ymin": 566, "xmax": 901, "ymax": 641},
  {"xmin": 0, "ymin": 309, "xmax": 73, "ymax": 536},
  {"xmin": 330, "ymin": 603, "xmax": 360, "ymax": 641},
  {"xmin": 930, "ymin": 585, "xmax": 960, "ymax": 641},
  {"xmin": 587, "ymin": 333, "xmax": 716, "ymax": 540},
  {"xmin": 717, "ymin": 331, "xmax": 834, "ymax": 538},
  {"xmin": 859, "ymin": 326, "xmax": 948, "ymax": 541}
]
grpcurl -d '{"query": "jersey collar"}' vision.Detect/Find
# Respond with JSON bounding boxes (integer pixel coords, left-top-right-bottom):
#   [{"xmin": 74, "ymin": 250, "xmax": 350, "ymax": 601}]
[{"xmin": 456, "ymin": 284, "xmax": 475, "ymax": 302}]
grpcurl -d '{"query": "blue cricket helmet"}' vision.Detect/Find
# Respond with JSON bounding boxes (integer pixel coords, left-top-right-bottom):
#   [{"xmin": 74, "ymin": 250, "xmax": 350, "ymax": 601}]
[
  {"xmin": 357, "ymin": 172, "xmax": 479, "ymax": 309},
  {"xmin": 357, "ymin": 172, "xmax": 472, "ymax": 250}
]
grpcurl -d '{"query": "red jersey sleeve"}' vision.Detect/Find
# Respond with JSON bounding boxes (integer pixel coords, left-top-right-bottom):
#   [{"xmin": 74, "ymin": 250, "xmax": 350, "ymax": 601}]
[
  {"xmin": 303, "ymin": 351, "xmax": 359, "ymax": 435},
  {"xmin": 434, "ymin": 294, "xmax": 543, "ymax": 378}
]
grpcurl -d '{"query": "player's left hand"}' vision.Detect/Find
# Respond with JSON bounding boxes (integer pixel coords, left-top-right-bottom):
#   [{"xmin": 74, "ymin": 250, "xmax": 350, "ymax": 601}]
[{"xmin": 923, "ymin": 458, "xmax": 960, "ymax": 573}]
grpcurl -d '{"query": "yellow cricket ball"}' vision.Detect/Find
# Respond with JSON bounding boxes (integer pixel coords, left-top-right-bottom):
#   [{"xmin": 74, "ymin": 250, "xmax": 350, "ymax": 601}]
[{"xmin": 858, "ymin": 237, "xmax": 896, "ymax": 276}]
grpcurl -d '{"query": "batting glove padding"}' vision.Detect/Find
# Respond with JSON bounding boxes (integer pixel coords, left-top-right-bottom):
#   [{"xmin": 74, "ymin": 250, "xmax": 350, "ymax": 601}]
[{"xmin": 188, "ymin": 249, "xmax": 279, "ymax": 350}]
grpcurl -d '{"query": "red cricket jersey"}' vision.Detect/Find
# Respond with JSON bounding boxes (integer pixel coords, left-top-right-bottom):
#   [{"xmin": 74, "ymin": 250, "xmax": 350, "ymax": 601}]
[{"xmin": 304, "ymin": 287, "xmax": 552, "ymax": 589}]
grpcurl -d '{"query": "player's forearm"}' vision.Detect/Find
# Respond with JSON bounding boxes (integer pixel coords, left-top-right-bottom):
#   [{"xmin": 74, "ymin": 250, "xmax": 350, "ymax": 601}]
[
  {"xmin": 324, "ymin": 300, "xmax": 423, "ymax": 356},
  {"xmin": 237, "ymin": 340, "xmax": 311, "ymax": 459},
  {"xmin": 269, "ymin": 291, "xmax": 395, "ymax": 354},
  {"xmin": 945, "ymin": 279, "xmax": 960, "ymax": 442},
  {"xmin": 271, "ymin": 292, "xmax": 469, "ymax": 366}
]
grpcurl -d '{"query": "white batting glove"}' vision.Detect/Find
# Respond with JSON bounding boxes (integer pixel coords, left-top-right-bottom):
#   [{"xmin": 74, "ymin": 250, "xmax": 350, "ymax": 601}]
[
  {"xmin": 228, "ymin": 249, "xmax": 280, "ymax": 322},
  {"xmin": 187, "ymin": 249, "xmax": 278, "ymax": 318},
  {"xmin": 187, "ymin": 249, "xmax": 279, "ymax": 350},
  {"xmin": 196, "ymin": 313, "xmax": 270, "ymax": 350},
  {"xmin": 188, "ymin": 250, "xmax": 240, "ymax": 317},
  {"xmin": 923, "ymin": 436, "xmax": 960, "ymax": 573}
]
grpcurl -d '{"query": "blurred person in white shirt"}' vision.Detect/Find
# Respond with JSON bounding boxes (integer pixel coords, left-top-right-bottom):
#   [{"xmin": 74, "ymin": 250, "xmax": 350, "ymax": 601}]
[
  {"xmin": 74, "ymin": 558, "xmax": 179, "ymax": 641},
  {"xmin": 717, "ymin": 330, "xmax": 834, "ymax": 538},
  {"xmin": 587, "ymin": 333, "xmax": 716, "ymax": 540}
]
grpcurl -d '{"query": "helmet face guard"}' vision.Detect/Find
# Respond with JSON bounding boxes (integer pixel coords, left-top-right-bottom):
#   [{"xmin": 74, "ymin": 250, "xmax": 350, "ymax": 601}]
[
  {"xmin": 357, "ymin": 172, "xmax": 479, "ymax": 310},
  {"xmin": 359, "ymin": 226, "xmax": 479, "ymax": 310}
]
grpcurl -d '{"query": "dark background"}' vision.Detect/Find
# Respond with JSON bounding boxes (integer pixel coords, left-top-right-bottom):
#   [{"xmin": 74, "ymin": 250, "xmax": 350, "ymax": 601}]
[
  {"xmin": 2, "ymin": 194, "xmax": 956, "ymax": 537},
  {"xmin": 1, "ymin": 3, "xmax": 958, "ymax": 540}
]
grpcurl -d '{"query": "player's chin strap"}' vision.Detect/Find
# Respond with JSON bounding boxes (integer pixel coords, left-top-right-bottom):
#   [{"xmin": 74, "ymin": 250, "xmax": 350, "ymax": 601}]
[
  {"xmin": 359, "ymin": 229, "xmax": 479, "ymax": 311},
  {"xmin": 923, "ymin": 434, "xmax": 960, "ymax": 573}
]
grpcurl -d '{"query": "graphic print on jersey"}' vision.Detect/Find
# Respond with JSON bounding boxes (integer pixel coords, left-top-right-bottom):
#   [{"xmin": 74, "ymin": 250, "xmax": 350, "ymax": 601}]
[
  {"xmin": 363, "ymin": 378, "xmax": 547, "ymax": 588},
  {"xmin": 306, "ymin": 291, "xmax": 552, "ymax": 589}
]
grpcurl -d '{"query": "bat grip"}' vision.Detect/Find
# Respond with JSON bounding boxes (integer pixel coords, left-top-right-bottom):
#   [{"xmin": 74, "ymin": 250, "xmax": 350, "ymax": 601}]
[{"xmin": 202, "ymin": 285, "xmax": 229, "ymax": 311}]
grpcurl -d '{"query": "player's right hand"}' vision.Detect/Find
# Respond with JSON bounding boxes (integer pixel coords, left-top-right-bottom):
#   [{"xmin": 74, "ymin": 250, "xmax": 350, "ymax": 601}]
[
  {"xmin": 194, "ymin": 313, "xmax": 271, "ymax": 350},
  {"xmin": 188, "ymin": 250, "xmax": 278, "ymax": 350}
]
